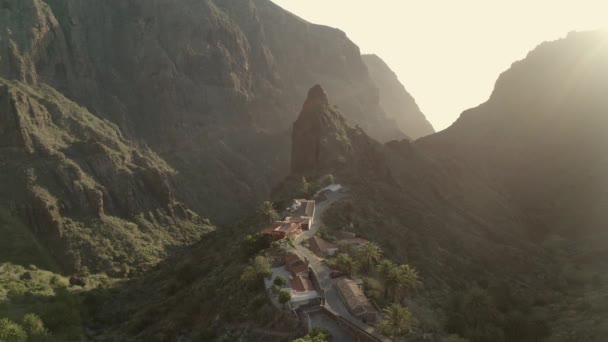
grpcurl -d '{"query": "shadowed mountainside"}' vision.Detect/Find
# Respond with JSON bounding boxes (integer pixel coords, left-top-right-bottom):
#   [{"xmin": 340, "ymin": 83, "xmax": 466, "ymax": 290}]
[
  {"xmin": 290, "ymin": 30, "xmax": 608, "ymax": 341},
  {"xmin": 0, "ymin": 0, "xmax": 434, "ymax": 223},
  {"xmin": 418, "ymin": 30, "xmax": 608, "ymax": 240},
  {"xmin": 363, "ymin": 54, "xmax": 435, "ymax": 139}
]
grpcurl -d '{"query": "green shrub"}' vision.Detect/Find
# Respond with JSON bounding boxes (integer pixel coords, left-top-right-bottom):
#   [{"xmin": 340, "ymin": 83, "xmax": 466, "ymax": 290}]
[
  {"xmin": 278, "ymin": 290, "xmax": 291, "ymax": 309},
  {"xmin": 21, "ymin": 313, "xmax": 49, "ymax": 340},
  {"xmin": 241, "ymin": 256, "xmax": 272, "ymax": 285},
  {"xmin": 0, "ymin": 318, "xmax": 27, "ymax": 342},
  {"xmin": 294, "ymin": 327, "xmax": 333, "ymax": 342},
  {"xmin": 273, "ymin": 275, "xmax": 287, "ymax": 287}
]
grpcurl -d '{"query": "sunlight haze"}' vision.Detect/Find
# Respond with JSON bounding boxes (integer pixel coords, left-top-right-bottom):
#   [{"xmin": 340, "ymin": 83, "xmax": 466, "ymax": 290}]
[{"xmin": 271, "ymin": 0, "xmax": 607, "ymax": 130}]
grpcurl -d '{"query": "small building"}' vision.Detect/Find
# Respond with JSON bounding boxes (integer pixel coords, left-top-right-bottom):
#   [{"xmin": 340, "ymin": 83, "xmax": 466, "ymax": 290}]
[
  {"xmin": 290, "ymin": 274, "xmax": 315, "ymax": 292},
  {"xmin": 284, "ymin": 216, "xmax": 310, "ymax": 230},
  {"xmin": 284, "ymin": 255, "xmax": 321, "ymax": 309},
  {"xmin": 265, "ymin": 265, "xmax": 320, "ymax": 310},
  {"xmin": 260, "ymin": 221, "xmax": 302, "ymax": 240},
  {"xmin": 290, "ymin": 278, "xmax": 321, "ymax": 309},
  {"xmin": 285, "ymin": 253, "xmax": 309, "ymax": 277},
  {"xmin": 286, "ymin": 199, "xmax": 315, "ymax": 229},
  {"xmin": 335, "ymin": 278, "xmax": 378, "ymax": 323},
  {"xmin": 308, "ymin": 236, "xmax": 339, "ymax": 258}
]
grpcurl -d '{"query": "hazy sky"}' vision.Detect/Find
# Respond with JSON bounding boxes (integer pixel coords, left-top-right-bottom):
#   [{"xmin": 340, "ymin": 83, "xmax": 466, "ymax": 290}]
[{"xmin": 271, "ymin": 0, "xmax": 607, "ymax": 130}]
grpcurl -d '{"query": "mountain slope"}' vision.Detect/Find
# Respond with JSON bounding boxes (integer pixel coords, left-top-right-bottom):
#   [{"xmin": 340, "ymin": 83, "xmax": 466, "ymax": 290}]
[
  {"xmin": 418, "ymin": 30, "xmax": 608, "ymax": 239},
  {"xmin": 0, "ymin": 79, "xmax": 213, "ymax": 274},
  {"xmin": 363, "ymin": 54, "xmax": 435, "ymax": 139},
  {"xmin": 290, "ymin": 31, "xmax": 608, "ymax": 341},
  {"xmin": 0, "ymin": 0, "xmax": 415, "ymax": 222}
]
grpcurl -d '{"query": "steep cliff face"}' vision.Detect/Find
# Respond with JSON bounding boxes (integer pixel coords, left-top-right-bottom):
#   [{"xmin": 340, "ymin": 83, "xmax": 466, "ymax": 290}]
[
  {"xmin": 0, "ymin": 0, "xmax": 412, "ymax": 222},
  {"xmin": 363, "ymin": 54, "xmax": 435, "ymax": 139},
  {"xmin": 291, "ymin": 85, "xmax": 390, "ymax": 181},
  {"xmin": 0, "ymin": 79, "xmax": 213, "ymax": 273}
]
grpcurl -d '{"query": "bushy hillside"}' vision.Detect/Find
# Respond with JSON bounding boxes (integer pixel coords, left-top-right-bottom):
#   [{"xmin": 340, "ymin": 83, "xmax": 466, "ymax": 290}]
[
  {"xmin": 83, "ymin": 218, "xmax": 303, "ymax": 341},
  {"xmin": 0, "ymin": 79, "xmax": 213, "ymax": 274}
]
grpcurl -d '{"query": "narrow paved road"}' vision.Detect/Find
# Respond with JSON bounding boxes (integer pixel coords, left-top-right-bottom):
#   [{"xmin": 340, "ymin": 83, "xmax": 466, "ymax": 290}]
[{"xmin": 294, "ymin": 192, "xmax": 391, "ymax": 342}]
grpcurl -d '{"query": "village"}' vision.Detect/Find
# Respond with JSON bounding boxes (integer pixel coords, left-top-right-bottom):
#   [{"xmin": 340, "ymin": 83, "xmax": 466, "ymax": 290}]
[{"xmin": 259, "ymin": 184, "xmax": 392, "ymax": 342}]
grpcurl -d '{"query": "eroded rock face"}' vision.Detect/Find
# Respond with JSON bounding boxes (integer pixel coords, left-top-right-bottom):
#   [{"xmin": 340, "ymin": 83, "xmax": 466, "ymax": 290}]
[
  {"xmin": 291, "ymin": 85, "xmax": 391, "ymax": 180},
  {"xmin": 0, "ymin": 0, "xmax": 413, "ymax": 222},
  {"xmin": 0, "ymin": 79, "xmax": 213, "ymax": 273}
]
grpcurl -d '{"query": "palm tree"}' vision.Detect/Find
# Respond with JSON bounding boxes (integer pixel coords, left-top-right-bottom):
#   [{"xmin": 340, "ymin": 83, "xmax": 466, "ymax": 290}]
[
  {"xmin": 258, "ymin": 201, "xmax": 278, "ymax": 223},
  {"xmin": 336, "ymin": 253, "xmax": 355, "ymax": 277},
  {"xmin": 387, "ymin": 265, "xmax": 405, "ymax": 302},
  {"xmin": 378, "ymin": 304, "xmax": 414, "ymax": 340},
  {"xmin": 379, "ymin": 262, "xmax": 421, "ymax": 302},
  {"xmin": 357, "ymin": 242, "xmax": 383, "ymax": 272},
  {"xmin": 395, "ymin": 264, "xmax": 421, "ymax": 301},
  {"xmin": 378, "ymin": 259, "xmax": 396, "ymax": 299},
  {"xmin": 378, "ymin": 259, "xmax": 395, "ymax": 277}
]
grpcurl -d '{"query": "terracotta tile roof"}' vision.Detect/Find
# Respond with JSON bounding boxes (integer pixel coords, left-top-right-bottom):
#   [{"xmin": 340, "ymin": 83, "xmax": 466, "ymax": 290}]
[
  {"xmin": 290, "ymin": 275, "xmax": 314, "ymax": 292},
  {"xmin": 289, "ymin": 261, "xmax": 308, "ymax": 275},
  {"xmin": 335, "ymin": 278, "xmax": 377, "ymax": 317},
  {"xmin": 285, "ymin": 254, "xmax": 308, "ymax": 275},
  {"xmin": 285, "ymin": 253, "xmax": 301, "ymax": 265}
]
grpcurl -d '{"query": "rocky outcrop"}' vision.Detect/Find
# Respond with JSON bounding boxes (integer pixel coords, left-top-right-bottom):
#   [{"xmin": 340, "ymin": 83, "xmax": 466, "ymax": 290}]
[
  {"xmin": 0, "ymin": 79, "xmax": 213, "ymax": 273},
  {"xmin": 363, "ymin": 54, "xmax": 435, "ymax": 139},
  {"xmin": 291, "ymin": 85, "xmax": 389, "ymax": 180}
]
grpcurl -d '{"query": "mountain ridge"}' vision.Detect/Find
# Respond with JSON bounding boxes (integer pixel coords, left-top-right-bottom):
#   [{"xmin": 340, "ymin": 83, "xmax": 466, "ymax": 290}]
[{"xmin": 363, "ymin": 53, "xmax": 435, "ymax": 139}]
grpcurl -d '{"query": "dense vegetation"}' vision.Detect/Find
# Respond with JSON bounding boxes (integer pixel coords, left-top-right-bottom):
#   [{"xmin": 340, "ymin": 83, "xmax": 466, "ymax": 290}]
[
  {"xmin": 0, "ymin": 79, "xmax": 215, "ymax": 275},
  {"xmin": 79, "ymin": 208, "xmax": 308, "ymax": 341},
  {"xmin": 323, "ymin": 192, "xmax": 608, "ymax": 342}
]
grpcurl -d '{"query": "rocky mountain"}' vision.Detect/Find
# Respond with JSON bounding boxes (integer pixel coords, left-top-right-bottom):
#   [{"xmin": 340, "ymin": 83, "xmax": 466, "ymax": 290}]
[
  {"xmin": 2, "ymin": 0, "xmax": 607, "ymax": 340},
  {"xmin": 0, "ymin": 78, "xmax": 213, "ymax": 274},
  {"xmin": 291, "ymin": 84, "xmax": 389, "ymax": 179},
  {"xmin": 0, "ymin": 0, "xmax": 421, "ymax": 223},
  {"xmin": 290, "ymin": 31, "xmax": 608, "ymax": 341},
  {"xmin": 363, "ymin": 54, "xmax": 435, "ymax": 139}
]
